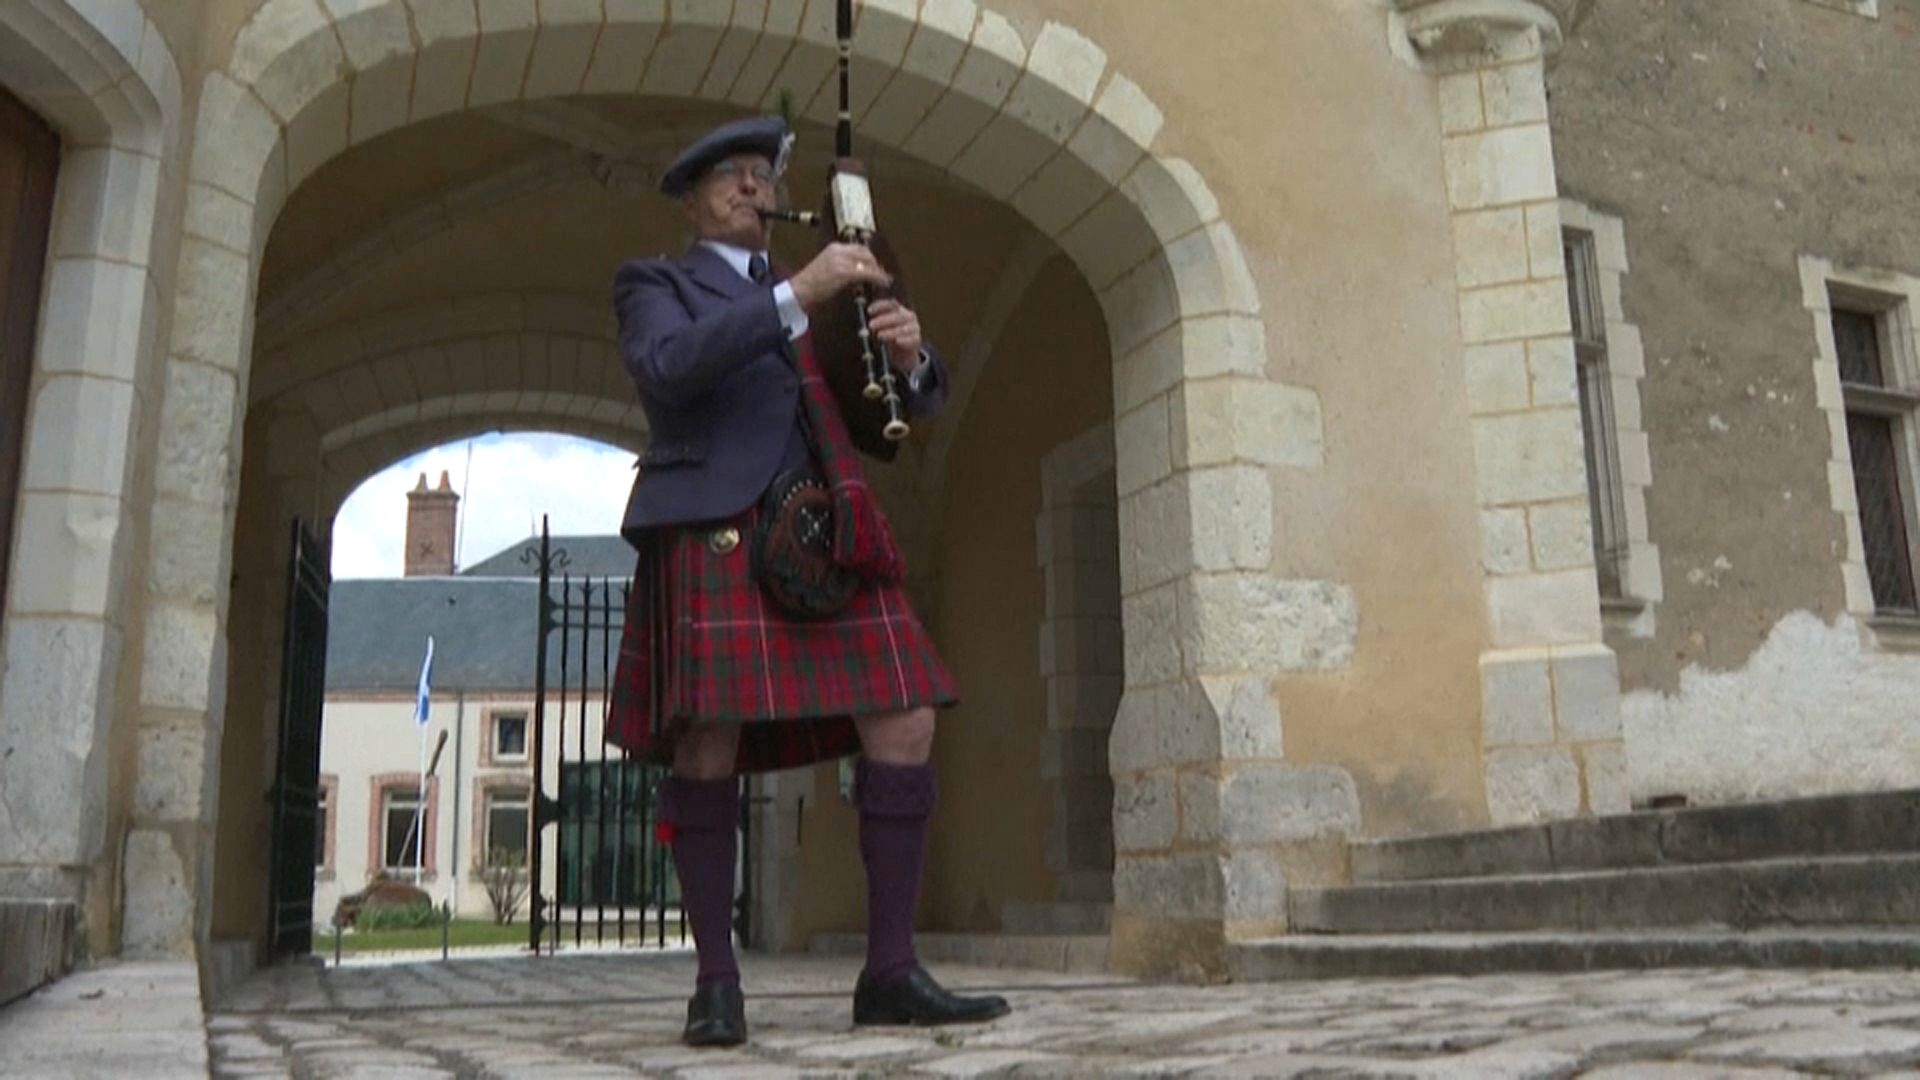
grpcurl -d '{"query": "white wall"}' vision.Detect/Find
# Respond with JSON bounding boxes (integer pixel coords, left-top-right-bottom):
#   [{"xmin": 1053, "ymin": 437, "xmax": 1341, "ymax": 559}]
[
  {"xmin": 1624, "ymin": 612, "xmax": 1920, "ymax": 806},
  {"xmin": 315, "ymin": 692, "xmax": 610, "ymax": 925}
]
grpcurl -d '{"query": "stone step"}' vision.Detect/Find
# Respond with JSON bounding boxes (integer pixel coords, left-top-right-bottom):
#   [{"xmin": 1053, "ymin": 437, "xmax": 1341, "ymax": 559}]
[
  {"xmin": 1292, "ymin": 853, "xmax": 1920, "ymax": 934},
  {"xmin": 1230, "ymin": 927, "xmax": 1920, "ymax": 981},
  {"xmin": 1354, "ymin": 787, "xmax": 1920, "ymax": 883},
  {"xmin": 0, "ymin": 961, "xmax": 206, "ymax": 1078},
  {"xmin": 204, "ymin": 938, "xmax": 258, "ymax": 1008},
  {"xmin": 809, "ymin": 931, "xmax": 1109, "ymax": 974},
  {"xmin": 1000, "ymin": 900, "xmax": 1112, "ymax": 935},
  {"xmin": 0, "ymin": 900, "xmax": 79, "ymax": 1007}
]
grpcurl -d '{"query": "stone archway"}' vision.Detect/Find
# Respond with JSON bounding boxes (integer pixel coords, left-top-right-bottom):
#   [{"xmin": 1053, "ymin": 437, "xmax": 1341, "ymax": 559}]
[
  {"xmin": 248, "ymin": 294, "xmax": 646, "ymax": 509},
  {"xmin": 215, "ymin": 373, "xmax": 653, "ymax": 962},
  {"xmin": 138, "ymin": 0, "xmax": 1344, "ymax": 978},
  {"xmin": 0, "ymin": 0, "xmax": 180, "ymax": 964}
]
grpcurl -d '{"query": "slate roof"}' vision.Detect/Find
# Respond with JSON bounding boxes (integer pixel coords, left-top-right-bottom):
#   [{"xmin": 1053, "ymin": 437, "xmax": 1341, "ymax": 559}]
[
  {"xmin": 459, "ymin": 534, "xmax": 638, "ymax": 579},
  {"xmin": 326, "ymin": 535, "xmax": 633, "ymax": 693}
]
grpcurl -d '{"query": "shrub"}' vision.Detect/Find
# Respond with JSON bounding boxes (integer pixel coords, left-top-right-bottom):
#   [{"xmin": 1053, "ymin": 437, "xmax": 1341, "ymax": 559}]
[
  {"xmin": 480, "ymin": 848, "xmax": 530, "ymax": 925},
  {"xmin": 353, "ymin": 901, "xmax": 440, "ymax": 932}
]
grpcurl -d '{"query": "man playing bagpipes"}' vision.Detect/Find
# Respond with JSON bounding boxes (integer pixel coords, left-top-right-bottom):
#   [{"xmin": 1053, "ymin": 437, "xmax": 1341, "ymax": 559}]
[{"xmin": 605, "ymin": 112, "xmax": 1011, "ymax": 1048}]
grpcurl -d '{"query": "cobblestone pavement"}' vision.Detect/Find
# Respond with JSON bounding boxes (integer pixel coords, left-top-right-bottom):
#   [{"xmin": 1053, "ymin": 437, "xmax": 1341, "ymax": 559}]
[{"xmin": 206, "ymin": 951, "xmax": 1920, "ymax": 1077}]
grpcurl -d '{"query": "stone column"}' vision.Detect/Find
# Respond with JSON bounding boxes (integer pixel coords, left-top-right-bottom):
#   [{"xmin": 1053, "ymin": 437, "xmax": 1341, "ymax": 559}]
[
  {"xmin": 1105, "ymin": 289, "xmax": 1363, "ymax": 976},
  {"xmin": 125, "ymin": 235, "xmax": 255, "ymax": 958},
  {"xmin": 0, "ymin": 0, "xmax": 182, "ymax": 966},
  {"xmin": 1391, "ymin": 0, "xmax": 1629, "ymax": 824}
]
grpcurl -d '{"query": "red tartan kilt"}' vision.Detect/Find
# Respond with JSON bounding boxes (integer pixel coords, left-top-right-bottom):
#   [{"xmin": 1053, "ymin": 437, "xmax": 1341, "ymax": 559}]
[{"xmin": 606, "ymin": 503, "xmax": 958, "ymax": 774}]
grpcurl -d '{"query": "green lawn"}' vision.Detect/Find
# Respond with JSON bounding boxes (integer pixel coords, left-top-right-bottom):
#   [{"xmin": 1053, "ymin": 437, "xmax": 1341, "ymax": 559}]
[
  {"xmin": 334, "ymin": 919, "xmax": 529, "ymax": 953},
  {"xmin": 330, "ymin": 917, "xmax": 690, "ymax": 953}
]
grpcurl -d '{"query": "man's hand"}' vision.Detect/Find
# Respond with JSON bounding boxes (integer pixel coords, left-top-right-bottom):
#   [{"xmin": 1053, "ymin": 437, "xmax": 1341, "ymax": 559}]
[
  {"xmin": 867, "ymin": 299, "xmax": 922, "ymax": 371},
  {"xmin": 788, "ymin": 241, "xmax": 891, "ymax": 309}
]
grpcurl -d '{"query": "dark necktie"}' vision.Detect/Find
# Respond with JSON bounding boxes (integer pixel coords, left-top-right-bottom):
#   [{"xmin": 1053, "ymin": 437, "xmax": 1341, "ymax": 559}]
[{"xmin": 748, "ymin": 253, "xmax": 770, "ymax": 284}]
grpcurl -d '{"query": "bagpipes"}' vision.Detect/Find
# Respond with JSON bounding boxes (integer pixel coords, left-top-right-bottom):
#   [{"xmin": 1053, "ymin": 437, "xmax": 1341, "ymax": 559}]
[{"xmin": 758, "ymin": 0, "xmax": 913, "ymax": 462}]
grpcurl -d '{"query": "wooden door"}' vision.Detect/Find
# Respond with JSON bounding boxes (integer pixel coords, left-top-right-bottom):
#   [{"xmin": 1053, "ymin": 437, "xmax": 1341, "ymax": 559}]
[{"xmin": 0, "ymin": 87, "xmax": 59, "ymax": 614}]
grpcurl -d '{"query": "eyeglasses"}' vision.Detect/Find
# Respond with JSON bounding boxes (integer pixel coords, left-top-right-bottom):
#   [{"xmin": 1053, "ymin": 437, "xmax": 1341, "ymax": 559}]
[{"xmin": 710, "ymin": 161, "xmax": 775, "ymax": 186}]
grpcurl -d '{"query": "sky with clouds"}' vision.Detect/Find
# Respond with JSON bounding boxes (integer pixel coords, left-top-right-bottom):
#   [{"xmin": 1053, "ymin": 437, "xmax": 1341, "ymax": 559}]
[{"xmin": 329, "ymin": 432, "xmax": 636, "ymax": 580}]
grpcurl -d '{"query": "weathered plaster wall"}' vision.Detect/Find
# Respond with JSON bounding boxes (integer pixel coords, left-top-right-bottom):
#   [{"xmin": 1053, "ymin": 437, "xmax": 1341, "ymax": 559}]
[{"xmin": 1549, "ymin": 0, "xmax": 1920, "ymax": 803}]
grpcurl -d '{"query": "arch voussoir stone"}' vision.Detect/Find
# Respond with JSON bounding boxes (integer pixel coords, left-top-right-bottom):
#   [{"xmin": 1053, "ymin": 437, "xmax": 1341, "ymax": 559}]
[
  {"xmin": 409, "ymin": 0, "xmax": 483, "ymax": 121},
  {"xmin": 900, "ymin": 9, "xmax": 1024, "ymax": 169},
  {"xmin": 187, "ymin": 73, "xmax": 279, "ymax": 206},
  {"xmin": 253, "ymin": 291, "xmax": 613, "ymax": 404},
  {"xmin": 639, "ymin": 2, "xmax": 737, "ymax": 99},
  {"xmin": 243, "ymin": 2, "xmax": 346, "ymax": 125},
  {"xmin": 519, "ymin": 0, "xmax": 603, "ymax": 101},
  {"xmin": 949, "ymin": 21, "xmax": 1104, "ymax": 201},
  {"xmin": 835, "ymin": 0, "xmax": 917, "ymax": 119}
]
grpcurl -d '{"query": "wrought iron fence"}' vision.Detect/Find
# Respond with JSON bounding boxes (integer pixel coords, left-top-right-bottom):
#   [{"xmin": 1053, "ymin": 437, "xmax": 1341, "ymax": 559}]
[{"xmin": 524, "ymin": 520, "xmax": 754, "ymax": 955}]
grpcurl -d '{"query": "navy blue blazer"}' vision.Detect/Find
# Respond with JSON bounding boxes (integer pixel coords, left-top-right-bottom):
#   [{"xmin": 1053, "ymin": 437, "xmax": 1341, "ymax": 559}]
[{"xmin": 615, "ymin": 244, "xmax": 949, "ymax": 542}]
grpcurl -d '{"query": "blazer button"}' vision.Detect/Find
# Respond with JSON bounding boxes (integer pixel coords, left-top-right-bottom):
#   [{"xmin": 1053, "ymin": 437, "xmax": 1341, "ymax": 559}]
[{"xmin": 708, "ymin": 526, "xmax": 740, "ymax": 555}]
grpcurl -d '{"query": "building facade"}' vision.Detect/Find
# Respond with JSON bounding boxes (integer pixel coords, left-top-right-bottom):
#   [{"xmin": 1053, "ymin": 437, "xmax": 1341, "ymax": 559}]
[
  {"xmin": 0, "ymin": 0, "xmax": 1916, "ymax": 1000},
  {"xmin": 313, "ymin": 484, "xmax": 640, "ymax": 927},
  {"xmin": 315, "ymin": 694, "xmax": 541, "ymax": 926}
]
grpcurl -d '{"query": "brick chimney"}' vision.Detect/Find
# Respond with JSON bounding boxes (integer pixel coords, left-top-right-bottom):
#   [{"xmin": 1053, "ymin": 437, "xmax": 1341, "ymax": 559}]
[{"xmin": 404, "ymin": 470, "xmax": 459, "ymax": 577}]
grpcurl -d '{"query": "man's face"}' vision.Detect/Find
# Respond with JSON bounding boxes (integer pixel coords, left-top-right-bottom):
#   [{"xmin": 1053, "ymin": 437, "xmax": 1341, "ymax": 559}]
[{"xmin": 683, "ymin": 151, "xmax": 776, "ymax": 248}]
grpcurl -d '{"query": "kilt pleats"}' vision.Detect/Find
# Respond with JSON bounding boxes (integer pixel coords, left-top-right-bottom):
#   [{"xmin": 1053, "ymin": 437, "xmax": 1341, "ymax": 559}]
[{"xmin": 606, "ymin": 505, "xmax": 958, "ymax": 775}]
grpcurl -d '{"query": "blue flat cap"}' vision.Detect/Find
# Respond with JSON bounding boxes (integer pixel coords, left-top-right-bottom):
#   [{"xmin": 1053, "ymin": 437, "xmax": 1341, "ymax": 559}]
[{"xmin": 658, "ymin": 115, "xmax": 792, "ymax": 197}]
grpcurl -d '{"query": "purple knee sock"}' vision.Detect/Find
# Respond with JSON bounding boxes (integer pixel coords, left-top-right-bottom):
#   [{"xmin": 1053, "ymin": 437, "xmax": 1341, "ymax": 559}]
[
  {"xmin": 659, "ymin": 775, "xmax": 740, "ymax": 988},
  {"xmin": 855, "ymin": 758, "xmax": 937, "ymax": 984}
]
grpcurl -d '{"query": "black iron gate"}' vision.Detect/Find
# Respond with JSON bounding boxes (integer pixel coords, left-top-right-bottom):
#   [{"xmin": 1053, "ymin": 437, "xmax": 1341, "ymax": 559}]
[
  {"xmin": 267, "ymin": 519, "xmax": 330, "ymax": 959},
  {"xmin": 525, "ymin": 520, "xmax": 754, "ymax": 953}
]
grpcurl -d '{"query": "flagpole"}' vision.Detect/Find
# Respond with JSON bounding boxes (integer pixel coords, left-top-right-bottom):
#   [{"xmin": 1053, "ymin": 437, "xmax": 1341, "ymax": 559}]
[
  {"xmin": 413, "ymin": 635, "xmax": 435, "ymax": 886},
  {"xmin": 414, "ymin": 720, "xmax": 428, "ymax": 883}
]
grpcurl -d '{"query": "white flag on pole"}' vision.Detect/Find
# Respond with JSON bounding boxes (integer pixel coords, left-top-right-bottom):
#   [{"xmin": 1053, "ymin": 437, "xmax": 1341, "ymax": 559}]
[{"xmin": 414, "ymin": 636, "xmax": 434, "ymax": 726}]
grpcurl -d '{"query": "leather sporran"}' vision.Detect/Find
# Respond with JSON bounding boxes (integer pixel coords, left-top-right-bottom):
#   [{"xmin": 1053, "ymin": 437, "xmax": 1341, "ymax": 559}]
[{"xmin": 753, "ymin": 467, "xmax": 858, "ymax": 619}]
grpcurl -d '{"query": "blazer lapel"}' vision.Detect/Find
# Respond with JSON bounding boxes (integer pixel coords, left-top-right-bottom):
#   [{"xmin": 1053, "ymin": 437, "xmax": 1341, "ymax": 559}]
[
  {"xmin": 684, "ymin": 242, "xmax": 799, "ymax": 365},
  {"xmin": 683, "ymin": 243, "xmax": 754, "ymax": 301}
]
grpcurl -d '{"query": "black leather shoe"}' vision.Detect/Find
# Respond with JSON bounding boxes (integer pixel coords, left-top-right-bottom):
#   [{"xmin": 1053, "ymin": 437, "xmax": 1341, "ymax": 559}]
[
  {"xmin": 683, "ymin": 979, "xmax": 747, "ymax": 1047},
  {"xmin": 852, "ymin": 964, "xmax": 1011, "ymax": 1027}
]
